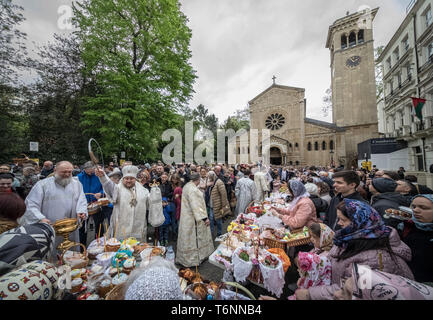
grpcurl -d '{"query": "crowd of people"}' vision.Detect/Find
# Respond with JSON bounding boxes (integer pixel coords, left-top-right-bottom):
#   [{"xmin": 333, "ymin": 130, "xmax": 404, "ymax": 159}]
[{"xmin": 0, "ymin": 158, "xmax": 432, "ymax": 300}]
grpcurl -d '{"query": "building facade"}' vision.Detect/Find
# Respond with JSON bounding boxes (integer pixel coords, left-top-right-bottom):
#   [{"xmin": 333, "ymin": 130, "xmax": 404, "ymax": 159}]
[
  {"xmin": 377, "ymin": 0, "xmax": 433, "ymax": 172},
  {"xmin": 246, "ymin": 9, "xmax": 380, "ymax": 168}
]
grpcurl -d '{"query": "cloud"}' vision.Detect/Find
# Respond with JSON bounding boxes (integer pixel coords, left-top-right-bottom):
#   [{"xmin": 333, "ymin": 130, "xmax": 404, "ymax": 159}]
[{"xmin": 14, "ymin": 0, "xmax": 407, "ymax": 124}]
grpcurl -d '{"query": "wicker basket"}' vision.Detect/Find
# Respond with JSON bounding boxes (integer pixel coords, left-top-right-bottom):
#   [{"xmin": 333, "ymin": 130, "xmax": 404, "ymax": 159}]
[
  {"xmin": 61, "ymin": 243, "xmax": 89, "ymax": 269},
  {"xmin": 263, "ymin": 237, "xmax": 287, "ymax": 250},
  {"xmin": 105, "ymin": 283, "xmax": 126, "ymax": 300},
  {"xmin": 285, "ymin": 228, "xmax": 312, "ymax": 248}
]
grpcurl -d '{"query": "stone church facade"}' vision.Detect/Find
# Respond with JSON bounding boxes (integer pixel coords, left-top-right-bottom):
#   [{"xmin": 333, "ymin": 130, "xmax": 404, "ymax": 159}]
[{"xmin": 245, "ymin": 8, "xmax": 380, "ymax": 168}]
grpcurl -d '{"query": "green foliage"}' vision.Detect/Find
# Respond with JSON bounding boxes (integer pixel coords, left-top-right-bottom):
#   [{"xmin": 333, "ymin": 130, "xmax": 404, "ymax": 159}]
[{"xmin": 72, "ymin": 0, "xmax": 196, "ymax": 162}]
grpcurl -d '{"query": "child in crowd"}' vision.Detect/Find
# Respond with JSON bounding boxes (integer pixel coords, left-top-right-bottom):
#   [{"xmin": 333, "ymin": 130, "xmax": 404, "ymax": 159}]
[
  {"xmin": 160, "ymin": 197, "xmax": 173, "ymax": 247},
  {"xmin": 309, "ymin": 223, "xmax": 335, "ymax": 256}
]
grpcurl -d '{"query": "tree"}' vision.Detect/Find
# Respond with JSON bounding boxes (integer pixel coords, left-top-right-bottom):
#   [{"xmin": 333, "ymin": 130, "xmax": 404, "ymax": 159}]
[
  {"xmin": 321, "ymin": 87, "xmax": 332, "ymax": 118},
  {"xmin": 26, "ymin": 34, "xmax": 91, "ymax": 164},
  {"xmin": 0, "ymin": 0, "xmax": 29, "ymax": 162},
  {"xmin": 72, "ymin": 0, "xmax": 197, "ymax": 162},
  {"xmin": 375, "ymin": 46, "xmax": 385, "ymax": 100}
]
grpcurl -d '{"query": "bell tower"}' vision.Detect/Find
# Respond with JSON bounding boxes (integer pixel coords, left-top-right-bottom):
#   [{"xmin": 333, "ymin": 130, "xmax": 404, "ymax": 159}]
[{"xmin": 326, "ymin": 8, "xmax": 380, "ymax": 166}]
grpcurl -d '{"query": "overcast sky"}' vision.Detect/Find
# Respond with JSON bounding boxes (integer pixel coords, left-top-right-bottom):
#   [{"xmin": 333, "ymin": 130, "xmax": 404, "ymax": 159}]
[{"xmin": 15, "ymin": 0, "xmax": 410, "ymax": 123}]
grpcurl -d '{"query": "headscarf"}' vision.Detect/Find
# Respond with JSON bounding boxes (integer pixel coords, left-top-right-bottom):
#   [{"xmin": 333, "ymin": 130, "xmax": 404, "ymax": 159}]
[
  {"xmin": 287, "ymin": 180, "xmax": 310, "ymax": 210},
  {"xmin": 288, "ymin": 252, "xmax": 331, "ymax": 300},
  {"xmin": 410, "ymin": 195, "xmax": 433, "ymax": 233},
  {"xmin": 319, "ymin": 223, "xmax": 335, "ymax": 252},
  {"xmin": 351, "ymin": 264, "xmax": 433, "ymax": 300},
  {"xmin": 125, "ymin": 258, "xmax": 183, "ymax": 300},
  {"xmin": 333, "ymin": 199, "xmax": 392, "ymax": 249}
]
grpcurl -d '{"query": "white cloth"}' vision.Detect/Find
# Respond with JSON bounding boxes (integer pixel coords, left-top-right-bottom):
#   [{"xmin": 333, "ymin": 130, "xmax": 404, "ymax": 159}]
[
  {"xmin": 259, "ymin": 257, "xmax": 285, "ymax": 298},
  {"xmin": 254, "ymin": 172, "xmax": 269, "ymax": 202},
  {"xmin": 21, "ymin": 177, "xmax": 88, "ymax": 248},
  {"xmin": 99, "ymin": 174, "xmax": 150, "ymax": 241},
  {"xmin": 232, "ymin": 247, "xmax": 253, "ymax": 283},
  {"xmin": 235, "ymin": 177, "xmax": 257, "ymax": 216}
]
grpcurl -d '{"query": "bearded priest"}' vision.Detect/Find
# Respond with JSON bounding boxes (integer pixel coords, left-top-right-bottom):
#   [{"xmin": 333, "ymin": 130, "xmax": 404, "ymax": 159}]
[{"xmin": 20, "ymin": 161, "xmax": 88, "ymax": 249}]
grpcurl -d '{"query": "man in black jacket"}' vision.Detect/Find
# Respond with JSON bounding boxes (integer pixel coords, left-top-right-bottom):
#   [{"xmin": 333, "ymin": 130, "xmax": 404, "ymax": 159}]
[
  {"xmin": 324, "ymin": 171, "xmax": 366, "ymax": 230},
  {"xmin": 369, "ymin": 178, "xmax": 412, "ymax": 228}
]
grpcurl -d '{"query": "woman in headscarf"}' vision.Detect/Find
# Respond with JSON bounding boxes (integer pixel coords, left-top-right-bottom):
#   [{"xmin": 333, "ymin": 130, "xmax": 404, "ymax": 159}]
[
  {"xmin": 295, "ymin": 199, "xmax": 414, "ymax": 300},
  {"xmin": 334, "ymin": 263, "xmax": 433, "ymax": 300},
  {"xmin": 271, "ymin": 180, "xmax": 319, "ymax": 230},
  {"xmin": 400, "ymin": 194, "xmax": 433, "ymax": 283},
  {"xmin": 309, "ymin": 223, "xmax": 335, "ymax": 256}
]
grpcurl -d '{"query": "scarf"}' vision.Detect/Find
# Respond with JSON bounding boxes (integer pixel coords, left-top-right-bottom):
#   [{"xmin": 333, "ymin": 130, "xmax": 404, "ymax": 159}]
[
  {"xmin": 319, "ymin": 223, "xmax": 335, "ymax": 252},
  {"xmin": 0, "ymin": 219, "xmax": 19, "ymax": 234},
  {"xmin": 333, "ymin": 199, "xmax": 392, "ymax": 249},
  {"xmin": 288, "ymin": 252, "xmax": 332, "ymax": 300},
  {"xmin": 287, "ymin": 180, "xmax": 310, "ymax": 210}
]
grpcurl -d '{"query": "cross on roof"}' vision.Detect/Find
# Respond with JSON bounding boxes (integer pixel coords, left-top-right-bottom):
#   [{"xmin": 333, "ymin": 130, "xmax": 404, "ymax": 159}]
[{"xmin": 272, "ymin": 75, "xmax": 276, "ymax": 85}]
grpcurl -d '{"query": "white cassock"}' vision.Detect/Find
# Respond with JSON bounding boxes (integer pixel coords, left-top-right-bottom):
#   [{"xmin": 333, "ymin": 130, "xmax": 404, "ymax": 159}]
[
  {"xmin": 235, "ymin": 176, "xmax": 257, "ymax": 216},
  {"xmin": 20, "ymin": 177, "xmax": 88, "ymax": 249},
  {"xmin": 99, "ymin": 175, "xmax": 150, "ymax": 241},
  {"xmin": 254, "ymin": 172, "xmax": 269, "ymax": 202}
]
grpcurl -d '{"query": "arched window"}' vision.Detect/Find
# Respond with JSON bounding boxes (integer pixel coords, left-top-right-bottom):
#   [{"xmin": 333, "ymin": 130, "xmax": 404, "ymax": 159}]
[
  {"xmin": 322, "ymin": 141, "xmax": 327, "ymax": 150},
  {"xmin": 349, "ymin": 32, "xmax": 356, "ymax": 47},
  {"xmin": 330, "ymin": 140, "xmax": 334, "ymax": 150},
  {"xmin": 289, "ymin": 161, "xmax": 293, "ymax": 165},
  {"xmin": 289, "ymin": 143, "xmax": 293, "ymax": 152},
  {"xmin": 295, "ymin": 143, "xmax": 299, "ymax": 150},
  {"xmin": 341, "ymin": 34, "xmax": 348, "ymax": 49},
  {"xmin": 358, "ymin": 29, "xmax": 364, "ymax": 44},
  {"xmin": 314, "ymin": 142, "xmax": 319, "ymax": 151},
  {"xmin": 296, "ymin": 161, "xmax": 300, "ymax": 166},
  {"xmin": 307, "ymin": 142, "xmax": 312, "ymax": 151}
]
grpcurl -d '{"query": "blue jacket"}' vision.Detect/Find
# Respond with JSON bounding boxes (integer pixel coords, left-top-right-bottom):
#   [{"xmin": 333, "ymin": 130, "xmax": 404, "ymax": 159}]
[
  {"xmin": 77, "ymin": 171, "xmax": 104, "ymax": 203},
  {"xmin": 162, "ymin": 203, "xmax": 173, "ymax": 226}
]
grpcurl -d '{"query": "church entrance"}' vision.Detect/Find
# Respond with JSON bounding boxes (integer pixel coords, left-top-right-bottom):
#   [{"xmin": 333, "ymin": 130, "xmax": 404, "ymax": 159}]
[{"xmin": 270, "ymin": 147, "xmax": 282, "ymax": 165}]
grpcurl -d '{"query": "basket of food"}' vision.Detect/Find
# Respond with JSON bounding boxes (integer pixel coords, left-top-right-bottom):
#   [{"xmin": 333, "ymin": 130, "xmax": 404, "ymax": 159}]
[
  {"xmin": 285, "ymin": 227, "xmax": 312, "ymax": 247},
  {"xmin": 262, "ymin": 228, "xmax": 288, "ymax": 251},
  {"xmin": 105, "ymin": 282, "xmax": 126, "ymax": 300},
  {"xmin": 87, "ymin": 202, "xmax": 101, "ymax": 216},
  {"xmin": 384, "ymin": 208, "xmax": 412, "ymax": 221},
  {"xmin": 61, "ymin": 243, "xmax": 89, "ymax": 269}
]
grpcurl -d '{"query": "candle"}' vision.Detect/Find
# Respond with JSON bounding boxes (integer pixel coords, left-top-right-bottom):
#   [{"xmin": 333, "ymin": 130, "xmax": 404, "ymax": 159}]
[
  {"xmin": 97, "ymin": 224, "xmax": 101, "ymax": 248},
  {"xmin": 117, "ymin": 261, "xmax": 120, "ymax": 278}
]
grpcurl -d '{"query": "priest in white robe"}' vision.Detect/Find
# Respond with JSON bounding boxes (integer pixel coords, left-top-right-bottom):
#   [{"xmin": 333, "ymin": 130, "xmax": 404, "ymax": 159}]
[
  {"xmin": 235, "ymin": 169, "xmax": 257, "ymax": 216},
  {"xmin": 95, "ymin": 165, "xmax": 150, "ymax": 241},
  {"xmin": 254, "ymin": 166, "xmax": 270, "ymax": 202},
  {"xmin": 176, "ymin": 173, "xmax": 214, "ymax": 267},
  {"xmin": 20, "ymin": 161, "xmax": 88, "ymax": 249}
]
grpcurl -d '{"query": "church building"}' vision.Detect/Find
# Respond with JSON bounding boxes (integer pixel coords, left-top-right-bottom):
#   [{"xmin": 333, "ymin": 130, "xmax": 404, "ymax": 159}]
[{"xmin": 246, "ymin": 8, "xmax": 380, "ymax": 168}]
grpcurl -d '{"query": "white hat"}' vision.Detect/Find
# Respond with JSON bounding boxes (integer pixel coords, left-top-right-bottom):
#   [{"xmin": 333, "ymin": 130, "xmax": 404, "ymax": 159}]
[
  {"xmin": 122, "ymin": 165, "xmax": 139, "ymax": 179},
  {"xmin": 304, "ymin": 183, "xmax": 319, "ymax": 196}
]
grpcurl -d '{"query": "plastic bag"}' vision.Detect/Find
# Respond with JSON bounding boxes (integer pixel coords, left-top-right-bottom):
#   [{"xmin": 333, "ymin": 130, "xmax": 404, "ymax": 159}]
[{"xmin": 148, "ymin": 186, "xmax": 165, "ymax": 227}]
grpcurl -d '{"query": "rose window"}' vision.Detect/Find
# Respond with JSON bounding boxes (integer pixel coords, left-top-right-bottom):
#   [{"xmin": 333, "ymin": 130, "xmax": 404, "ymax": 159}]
[{"xmin": 265, "ymin": 113, "xmax": 285, "ymax": 131}]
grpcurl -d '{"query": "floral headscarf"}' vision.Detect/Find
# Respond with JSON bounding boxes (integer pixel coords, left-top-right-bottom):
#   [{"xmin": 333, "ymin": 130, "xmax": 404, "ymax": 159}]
[
  {"xmin": 288, "ymin": 180, "xmax": 310, "ymax": 210},
  {"xmin": 333, "ymin": 199, "xmax": 392, "ymax": 249},
  {"xmin": 288, "ymin": 252, "xmax": 331, "ymax": 300},
  {"xmin": 319, "ymin": 223, "xmax": 335, "ymax": 252}
]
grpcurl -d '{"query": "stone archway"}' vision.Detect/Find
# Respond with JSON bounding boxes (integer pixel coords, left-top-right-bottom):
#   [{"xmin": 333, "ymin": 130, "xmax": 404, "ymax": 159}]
[{"xmin": 270, "ymin": 147, "xmax": 282, "ymax": 165}]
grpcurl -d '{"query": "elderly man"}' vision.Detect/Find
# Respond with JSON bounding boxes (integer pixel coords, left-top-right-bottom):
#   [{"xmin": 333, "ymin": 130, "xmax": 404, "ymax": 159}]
[
  {"xmin": 176, "ymin": 173, "xmax": 214, "ymax": 267},
  {"xmin": 20, "ymin": 161, "xmax": 88, "ymax": 249},
  {"xmin": 39, "ymin": 161, "xmax": 54, "ymax": 180},
  {"xmin": 254, "ymin": 166, "xmax": 270, "ymax": 202},
  {"xmin": 95, "ymin": 165, "xmax": 151, "ymax": 241},
  {"xmin": 77, "ymin": 161, "xmax": 105, "ymax": 246}
]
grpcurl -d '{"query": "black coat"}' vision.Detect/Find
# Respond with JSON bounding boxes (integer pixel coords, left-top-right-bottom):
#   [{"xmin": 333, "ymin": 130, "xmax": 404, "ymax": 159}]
[
  {"xmin": 324, "ymin": 191, "xmax": 367, "ymax": 230},
  {"xmin": 370, "ymin": 193, "xmax": 412, "ymax": 228},
  {"xmin": 159, "ymin": 181, "xmax": 173, "ymax": 201},
  {"xmin": 402, "ymin": 222, "xmax": 433, "ymax": 283},
  {"xmin": 310, "ymin": 195, "xmax": 329, "ymax": 218}
]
